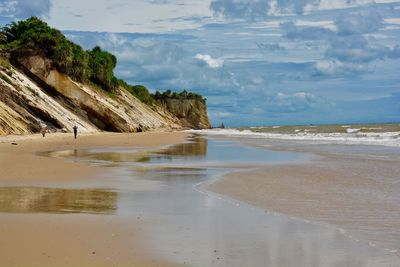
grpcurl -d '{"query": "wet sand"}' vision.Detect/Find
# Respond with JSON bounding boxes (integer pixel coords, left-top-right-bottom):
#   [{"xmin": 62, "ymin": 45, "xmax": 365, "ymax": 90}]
[
  {"xmin": 31, "ymin": 136, "xmax": 399, "ymax": 267},
  {"xmin": 209, "ymin": 142, "xmax": 400, "ymax": 258},
  {"xmin": 2, "ymin": 132, "xmax": 400, "ymax": 266},
  {"xmin": 0, "ymin": 132, "xmax": 187, "ymax": 267},
  {"xmin": 0, "ymin": 132, "xmax": 187, "ymax": 184}
]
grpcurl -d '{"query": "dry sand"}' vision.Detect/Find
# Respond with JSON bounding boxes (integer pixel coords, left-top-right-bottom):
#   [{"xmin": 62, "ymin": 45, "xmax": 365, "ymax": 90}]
[{"xmin": 0, "ymin": 131, "xmax": 187, "ymax": 267}]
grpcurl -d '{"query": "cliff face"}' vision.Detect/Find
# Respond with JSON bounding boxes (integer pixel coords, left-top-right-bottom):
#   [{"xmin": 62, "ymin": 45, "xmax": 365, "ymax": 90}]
[
  {"xmin": 0, "ymin": 56, "xmax": 98, "ymax": 135},
  {"xmin": 159, "ymin": 99, "xmax": 211, "ymax": 129},
  {"xmin": 0, "ymin": 51, "xmax": 209, "ymax": 135}
]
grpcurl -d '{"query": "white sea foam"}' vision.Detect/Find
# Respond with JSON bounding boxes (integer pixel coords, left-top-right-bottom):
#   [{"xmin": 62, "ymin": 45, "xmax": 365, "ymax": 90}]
[
  {"xmin": 188, "ymin": 128, "xmax": 400, "ymax": 147},
  {"xmin": 346, "ymin": 128, "xmax": 360, "ymax": 133}
]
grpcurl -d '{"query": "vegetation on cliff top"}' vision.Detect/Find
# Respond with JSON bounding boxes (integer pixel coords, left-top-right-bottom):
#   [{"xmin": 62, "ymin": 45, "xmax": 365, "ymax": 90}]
[
  {"xmin": 1, "ymin": 17, "xmax": 117, "ymax": 91},
  {"xmin": 0, "ymin": 17, "xmax": 206, "ymax": 106},
  {"xmin": 152, "ymin": 90, "xmax": 206, "ymax": 104}
]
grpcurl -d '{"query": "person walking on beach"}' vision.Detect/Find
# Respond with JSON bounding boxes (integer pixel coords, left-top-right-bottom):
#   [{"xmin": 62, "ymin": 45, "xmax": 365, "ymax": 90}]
[
  {"xmin": 40, "ymin": 125, "xmax": 47, "ymax": 137},
  {"xmin": 73, "ymin": 125, "xmax": 78, "ymax": 139}
]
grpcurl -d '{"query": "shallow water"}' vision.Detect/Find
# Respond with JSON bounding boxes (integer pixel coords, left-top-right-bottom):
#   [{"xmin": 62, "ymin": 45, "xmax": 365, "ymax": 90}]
[
  {"xmin": 5, "ymin": 136, "xmax": 400, "ymax": 266},
  {"xmin": 0, "ymin": 187, "xmax": 116, "ymax": 214}
]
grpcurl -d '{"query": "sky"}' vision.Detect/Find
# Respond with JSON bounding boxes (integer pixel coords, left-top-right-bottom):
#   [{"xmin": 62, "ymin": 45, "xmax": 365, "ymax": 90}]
[{"xmin": 1, "ymin": 0, "xmax": 400, "ymax": 126}]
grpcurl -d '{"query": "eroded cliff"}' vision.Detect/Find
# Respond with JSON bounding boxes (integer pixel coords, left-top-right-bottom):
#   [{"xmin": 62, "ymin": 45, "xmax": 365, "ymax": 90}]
[
  {"xmin": 0, "ymin": 51, "xmax": 210, "ymax": 135},
  {"xmin": 0, "ymin": 17, "xmax": 211, "ymax": 136},
  {"xmin": 158, "ymin": 98, "xmax": 211, "ymax": 129}
]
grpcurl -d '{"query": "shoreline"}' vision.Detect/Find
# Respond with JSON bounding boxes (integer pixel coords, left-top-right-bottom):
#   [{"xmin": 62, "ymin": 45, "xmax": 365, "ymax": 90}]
[
  {"xmin": 208, "ymin": 141, "xmax": 400, "ymax": 257},
  {"xmin": 0, "ymin": 131, "xmax": 188, "ymax": 267}
]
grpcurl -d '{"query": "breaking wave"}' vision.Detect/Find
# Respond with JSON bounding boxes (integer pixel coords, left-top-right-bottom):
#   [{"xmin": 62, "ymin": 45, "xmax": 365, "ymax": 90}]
[{"xmin": 188, "ymin": 128, "xmax": 400, "ymax": 147}]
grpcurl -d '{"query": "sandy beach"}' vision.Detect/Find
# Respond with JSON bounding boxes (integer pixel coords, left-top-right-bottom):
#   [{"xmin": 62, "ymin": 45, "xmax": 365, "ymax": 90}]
[
  {"xmin": 209, "ymin": 142, "xmax": 400, "ymax": 258},
  {"xmin": 0, "ymin": 131, "xmax": 187, "ymax": 267},
  {"xmin": 2, "ymin": 1, "xmax": 399, "ymax": 265},
  {"xmin": 1, "ymin": 131, "xmax": 399, "ymax": 266}
]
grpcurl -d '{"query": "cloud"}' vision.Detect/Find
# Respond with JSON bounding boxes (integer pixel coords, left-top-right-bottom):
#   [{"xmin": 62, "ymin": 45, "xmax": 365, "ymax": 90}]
[
  {"xmin": 152, "ymin": 15, "xmax": 211, "ymax": 24},
  {"xmin": 195, "ymin": 54, "xmax": 224, "ymax": 68},
  {"xmin": 335, "ymin": 10, "xmax": 383, "ymax": 35},
  {"xmin": 313, "ymin": 59, "xmax": 370, "ymax": 76},
  {"xmin": 307, "ymin": 0, "xmax": 376, "ymax": 12},
  {"xmin": 279, "ymin": 8, "xmax": 400, "ymax": 77},
  {"xmin": 281, "ymin": 10, "xmax": 384, "ymax": 40},
  {"xmin": 273, "ymin": 0, "xmax": 320, "ymax": 15},
  {"xmin": 265, "ymin": 91, "xmax": 327, "ymax": 112},
  {"xmin": 147, "ymin": 0, "xmax": 171, "ymax": 4},
  {"xmin": 281, "ymin": 21, "xmax": 335, "ymax": 40},
  {"xmin": 210, "ymin": 0, "xmax": 271, "ymax": 20},
  {"xmin": 388, "ymin": 45, "xmax": 400, "ymax": 58},
  {"xmin": 325, "ymin": 36, "xmax": 390, "ymax": 63},
  {"xmin": 71, "ymin": 13, "xmax": 83, "ymax": 18},
  {"xmin": 257, "ymin": 42, "xmax": 286, "ymax": 53},
  {"xmin": 209, "ymin": 0, "xmax": 322, "ymax": 20},
  {"xmin": 0, "ymin": 0, "xmax": 52, "ymax": 19},
  {"xmin": 209, "ymin": 0, "xmax": 378, "ymax": 20},
  {"xmin": 209, "ymin": 0, "xmax": 373, "ymax": 20}
]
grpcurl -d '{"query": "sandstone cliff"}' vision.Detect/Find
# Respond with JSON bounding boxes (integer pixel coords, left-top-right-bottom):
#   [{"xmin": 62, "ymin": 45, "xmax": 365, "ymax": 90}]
[
  {"xmin": 158, "ymin": 98, "xmax": 211, "ymax": 129},
  {"xmin": 0, "ymin": 51, "xmax": 210, "ymax": 135}
]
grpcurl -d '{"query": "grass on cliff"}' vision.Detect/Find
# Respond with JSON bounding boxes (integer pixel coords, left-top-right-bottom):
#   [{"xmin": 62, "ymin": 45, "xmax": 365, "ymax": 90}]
[{"xmin": 0, "ymin": 17, "xmax": 206, "ymax": 106}]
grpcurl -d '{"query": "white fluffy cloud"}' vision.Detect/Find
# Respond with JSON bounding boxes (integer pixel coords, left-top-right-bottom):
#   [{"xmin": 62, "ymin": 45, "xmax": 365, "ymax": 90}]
[
  {"xmin": 313, "ymin": 60, "xmax": 369, "ymax": 76},
  {"xmin": 195, "ymin": 54, "xmax": 224, "ymax": 68}
]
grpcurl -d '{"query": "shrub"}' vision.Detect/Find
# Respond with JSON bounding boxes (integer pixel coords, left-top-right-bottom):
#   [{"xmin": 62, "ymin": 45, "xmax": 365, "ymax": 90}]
[
  {"xmin": 1, "ymin": 17, "xmax": 118, "ymax": 91},
  {"xmin": 152, "ymin": 89, "xmax": 206, "ymax": 104}
]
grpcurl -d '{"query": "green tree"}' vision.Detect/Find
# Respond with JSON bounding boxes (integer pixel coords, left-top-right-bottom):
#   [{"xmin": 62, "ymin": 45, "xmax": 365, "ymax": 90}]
[
  {"xmin": 129, "ymin": 85, "xmax": 153, "ymax": 104},
  {"xmin": 1, "ymin": 17, "xmax": 118, "ymax": 91},
  {"xmin": 89, "ymin": 46, "xmax": 117, "ymax": 91}
]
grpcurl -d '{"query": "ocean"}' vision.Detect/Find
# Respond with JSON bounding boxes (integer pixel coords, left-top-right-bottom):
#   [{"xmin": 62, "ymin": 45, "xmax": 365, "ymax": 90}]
[{"xmin": 191, "ymin": 123, "xmax": 400, "ymax": 147}]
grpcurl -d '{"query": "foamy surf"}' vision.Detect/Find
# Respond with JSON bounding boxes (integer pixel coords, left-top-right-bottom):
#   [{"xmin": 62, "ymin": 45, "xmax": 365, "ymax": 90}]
[{"xmin": 188, "ymin": 127, "xmax": 400, "ymax": 147}]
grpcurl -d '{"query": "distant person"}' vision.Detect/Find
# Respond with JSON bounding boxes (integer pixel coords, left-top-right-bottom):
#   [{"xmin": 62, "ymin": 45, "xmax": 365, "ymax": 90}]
[
  {"xmin": 73, "ymin": 125, "xmax": 78, "ymax": 139},
  {"xmin": 40, "ymin": 125, "xmax": 47, "ymax": 137}
]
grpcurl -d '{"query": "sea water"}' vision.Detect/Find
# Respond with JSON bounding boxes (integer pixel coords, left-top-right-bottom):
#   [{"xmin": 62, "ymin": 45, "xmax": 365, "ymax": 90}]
[{"xmin": 191, "ymin": 123, "xmax": 400, "ymax": 147}]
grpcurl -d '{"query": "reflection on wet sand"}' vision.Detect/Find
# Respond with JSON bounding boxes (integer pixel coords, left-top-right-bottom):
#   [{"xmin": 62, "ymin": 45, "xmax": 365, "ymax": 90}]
[
  {"xmin": 156, "ymin": 137, "xmax": 208, "ymax": 157},
  {"xmin": 40, "ymin": 138, "xmax": 209, "ymax": 173},
  {"xmin": 40, "ymin": 149, "xmax": 151, "ymax": 164},
  {"xmin": 41, "ymin": 138, "xmax": 208, "ymax": 165},
  {"xmin": 34, "ymin": 136, "xmax": 400, "ymax": 266},
  {"xmin": 0, "ymin": 187, "xmax": 117, "ymax": 214}
]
